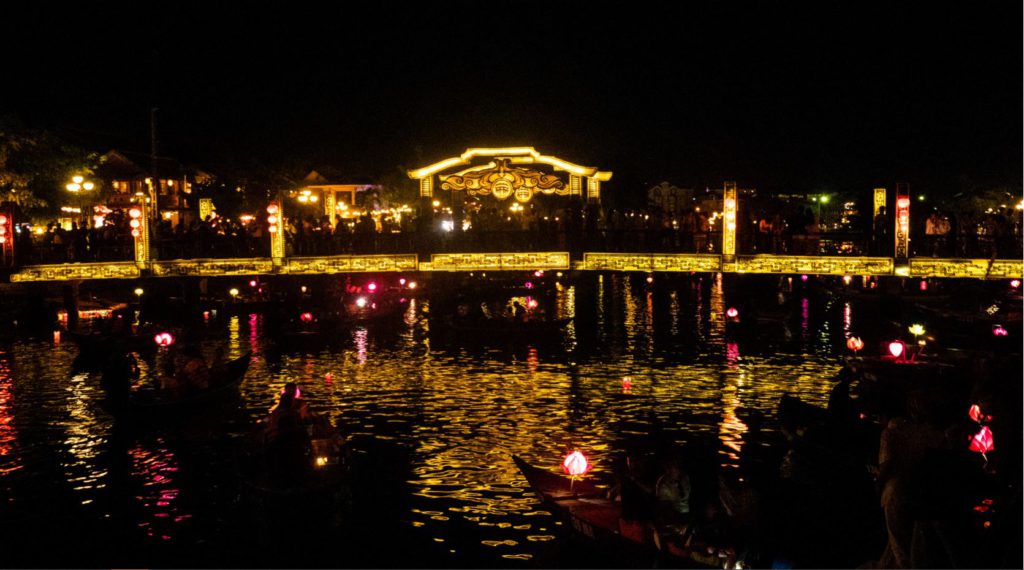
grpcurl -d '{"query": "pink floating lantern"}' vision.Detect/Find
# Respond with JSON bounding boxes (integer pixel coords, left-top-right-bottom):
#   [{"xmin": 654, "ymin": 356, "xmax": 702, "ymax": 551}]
[
  {"xmin": 887, "ymin": 341, "xmax": 905, "ymax": 359},
  {"xmin": 968, "ymin": 404, "xmax": 983, "ymax": 424},
  {"xmin": 992, "ymin": 324, "xmax": 1008, "ymax": 337},
  {"xmin": 969, "ymin": 426, "xmax": 994, "ymax": 455},
  {"xmin": 919, "ymin": 280, "xmax": 928, "ymax": 291},
  {"xmin": 562, "ymin": 450, "xmax": 590, "ymax": 477},
  {"xmin": 726, "ymin": 307, "xmax": 739, "ymax": 319},
  {"xmin": 534, "ymin": 270, "xmax": 544, "ymax": 278},
  {"xmin": 1011, "ymin": 279, "xmax": 1021, "ymax": 289},
  {"xmin": 367, "ymin": 282, "xmax": 377, "ymax": 292},
  {"xmin": 154, "ymin": 332, "xmax": 175, "ymax": 347},
  {"xmin": 399, "ymin": 278, "xmax": 407, "ymax": 286},
  {"xmin": 300, "ymin": 312, "xmax": 314, "ymax": 323},
  {"xmin": 249, "ymin": 280, "xmax": 257, "ymax": 288},
  {"xmin": 801, "ymin": 275, "xmax": 809, "ymax": 282},
  {"xmin": 847, "ymin": 336, "xmax": 865, "ymax": 353},
  {"xmin": 524, "ymin": 281, "xmax": 534, "ymax": 289}
]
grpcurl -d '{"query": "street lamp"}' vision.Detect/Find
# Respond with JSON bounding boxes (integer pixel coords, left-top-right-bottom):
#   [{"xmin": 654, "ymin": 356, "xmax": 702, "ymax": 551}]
[{"xmin": 65, "ymin": 175, "xmax": 95, "ymax": 193}]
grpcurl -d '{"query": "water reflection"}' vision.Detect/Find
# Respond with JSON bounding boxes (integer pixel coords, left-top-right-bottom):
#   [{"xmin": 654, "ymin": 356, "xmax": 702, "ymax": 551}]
[{"xmin": 0, "ymin": 274, "xmax": 854, "ymax": 566}]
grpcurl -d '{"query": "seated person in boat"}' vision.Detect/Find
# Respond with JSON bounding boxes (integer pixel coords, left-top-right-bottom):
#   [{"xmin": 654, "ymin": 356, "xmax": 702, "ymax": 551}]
[
  {"xmin": 654, "ymin": 452, "xmax": 693, "ymax": 526},
  {"xmin": 180, "ymin": 345, "xmax": 211, "ymax": 393},
  {"xmin": 511, "ymin": 301, "xmax": 527, "ymax": 323}
]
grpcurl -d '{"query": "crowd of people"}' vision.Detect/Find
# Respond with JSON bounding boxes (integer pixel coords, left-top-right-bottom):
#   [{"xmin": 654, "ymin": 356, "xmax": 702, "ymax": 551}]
[{"xmin": 14, "ymin": 199, "xmax": 1023, "ymax": 264}]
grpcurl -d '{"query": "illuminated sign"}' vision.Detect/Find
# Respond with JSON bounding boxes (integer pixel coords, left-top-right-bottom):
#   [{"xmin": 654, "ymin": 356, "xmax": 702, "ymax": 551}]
[
  {"xmin": 873, "ymin": 188, "xmax": 886, "ymax": 217},
  {"xmin": 894, "ymin": 183, "xmax": 910, "ymax": 259}
]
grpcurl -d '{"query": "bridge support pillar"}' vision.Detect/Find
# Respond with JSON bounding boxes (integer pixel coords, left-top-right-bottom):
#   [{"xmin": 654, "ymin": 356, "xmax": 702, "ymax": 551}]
[
  {"xmin": 722, "ymin": 182, "xmax": 738, "ymax": 263},
  {"xmin": 62, "ymin": 281, "xmax": 80, "ymax": 331}
]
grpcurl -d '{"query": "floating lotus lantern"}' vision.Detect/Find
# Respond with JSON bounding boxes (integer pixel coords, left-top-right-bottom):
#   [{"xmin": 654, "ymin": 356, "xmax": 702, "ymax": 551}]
[
  {"xmin": 992, "ymin": 324, "xmax": 1008, "ymax": 337},
  {"xmin": 888, "ymin": 341, "xmax": 905, "ymax": 360},
  {"xmin": 562, "ymin": 450, "xmax": 590, "ymax": 478},
  {"xmin": 154, "ymin": 332, "xmax": 175, "ymax": 347},
  {"xmin": 969, "ymin": 425, "xmax": 994, "ymax": 460},
  {"xmin": 846, "ymin": 336, "xmax": 864, "ymax": 354}
]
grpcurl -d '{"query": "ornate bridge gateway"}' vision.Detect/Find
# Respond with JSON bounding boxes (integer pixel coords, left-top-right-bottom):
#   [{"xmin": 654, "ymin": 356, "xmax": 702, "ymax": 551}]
[{"xmin": 6, "ymin": 252, "xmax": 1022, "ymax": 282}]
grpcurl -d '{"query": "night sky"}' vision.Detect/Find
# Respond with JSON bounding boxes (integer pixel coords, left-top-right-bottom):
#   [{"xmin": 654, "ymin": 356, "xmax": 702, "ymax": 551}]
[{"xmin": 5, "ymin": 2, "xmax": 1021, "ymax": 196}]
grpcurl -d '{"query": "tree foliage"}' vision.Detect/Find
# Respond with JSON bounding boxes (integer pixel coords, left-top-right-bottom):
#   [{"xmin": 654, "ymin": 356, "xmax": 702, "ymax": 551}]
[{"xmin": 0, "ymin": 117, "xmax": 97, "ymax": 217}]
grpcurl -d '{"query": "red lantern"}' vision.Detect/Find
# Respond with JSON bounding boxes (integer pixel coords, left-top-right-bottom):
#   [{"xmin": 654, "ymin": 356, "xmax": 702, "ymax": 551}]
[
  {"xmin": 1011, "ymin": 279, "xmax": 1021, "ymax": 289},
  {"xmin": 367, "ymin": 282, "xmax": 377, "ymax": 292},
  {"xmin": 562, "ymin": 450, "xmax": 590, "ymax": 477},
  {"xmin": 847, "ymin": 336, "xmax": 865, "ymax": 353},
  {"xmin": 968, "ymin": 404, "xmax": 983, "ymax": 424},
  {"xmin": 622, "ymin": 377, "xmax": 632, "ymax": 393},
  {"xmin": 919, "ymin": 280, "xmax": 928, "ymax": 291},
  {"xmin": 154, "ymin": 332, "xmax": 175, "ymax": 347},
  {"xmin": 969, "ymin": 426, "xmax": 994, "ymax": 454},
  {"xmin": 726, "ymin": 307, "xmax": 739, "ymax": 319},
  {"xmin": 992, "ymin": 324, "xmax": 1008, "ymax": 337},
  {"xmin": 801, "ymin": 275, "xmax": 809, "ymax": 282},
  {"xmin": 300, "ymin": 312, "xmax": 313, "ymax": 323}
]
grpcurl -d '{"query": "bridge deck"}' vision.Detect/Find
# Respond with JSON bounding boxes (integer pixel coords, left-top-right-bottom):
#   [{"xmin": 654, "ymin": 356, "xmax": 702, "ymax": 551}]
[{"xmin": 6, "ymin": 253, "xmax": 1022, "ymax": 282}]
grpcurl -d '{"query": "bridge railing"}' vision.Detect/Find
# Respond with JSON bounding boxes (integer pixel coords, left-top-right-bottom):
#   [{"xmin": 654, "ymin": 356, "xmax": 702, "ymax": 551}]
[{"xmin": 13, "ymin": 227, "xmax": 1023, "ymax": 267}]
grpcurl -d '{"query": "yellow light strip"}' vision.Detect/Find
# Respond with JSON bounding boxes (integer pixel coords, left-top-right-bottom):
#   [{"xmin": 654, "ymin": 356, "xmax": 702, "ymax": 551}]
[{"xmin": 407, "ymin": 147, "xmax": 609, "ymax": 180}]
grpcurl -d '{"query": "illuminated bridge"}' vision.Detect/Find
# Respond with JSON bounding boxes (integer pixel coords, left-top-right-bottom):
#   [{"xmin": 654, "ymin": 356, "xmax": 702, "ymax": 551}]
[
  {"xmin": 2, "ymin": 148, "xmax": 1020, "ymax": 283},
  {"xmin": 5, "ymin": 252, "xmax": 1021, "ymax": 283}
]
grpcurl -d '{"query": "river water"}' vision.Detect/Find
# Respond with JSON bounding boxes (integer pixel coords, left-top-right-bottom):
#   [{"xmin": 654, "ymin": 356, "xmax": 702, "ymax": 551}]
[{"xmin": 1, "ymin": 273, "xmax": 859, "ymax": 567}]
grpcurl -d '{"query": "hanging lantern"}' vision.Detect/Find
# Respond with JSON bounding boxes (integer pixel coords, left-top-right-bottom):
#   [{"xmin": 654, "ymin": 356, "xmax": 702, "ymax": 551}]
[
  {"xmin": 969, "ymin": 426, "xmax": 994, "ymax": 455},
  {"xmin": 562, "ymin": 450, "xmax": 590, "ymax": 477},
  {"xmin": 888, "ymin": 341, "xmax": 905, "ymax": 359},
  {"xmin": 847, "ymin": 336, "xmax": 864, "ymax": 353},
  {"xmin": 300, "ymin": 312, "xmax": 313, "ymax": 323},
  {"xmin": 726, "ymin": 307, "xmax": 739, "ymax": 319}
]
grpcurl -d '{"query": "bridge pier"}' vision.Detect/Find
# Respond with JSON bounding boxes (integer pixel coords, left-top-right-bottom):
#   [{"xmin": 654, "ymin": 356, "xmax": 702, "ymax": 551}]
[{"xmin": 62, "ymin": 281, "xmax": 80, "ymax": 331}]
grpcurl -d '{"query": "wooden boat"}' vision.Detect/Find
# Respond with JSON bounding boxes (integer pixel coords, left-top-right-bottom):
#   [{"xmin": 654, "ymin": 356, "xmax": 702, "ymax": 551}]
[
  {"xmin": 450, "ymin": 317, "xmax": 572, "ymax": 335},
  {"xmin": 236, "ymin": 423, "xmax": 352, "ymax": 498},
  {"xmin": 512, "ymin": 455, "xmax": 723, "ymax": 569},
  {"xmin": 101, "ymin": 352, "xmax": 251, "ymax": 418}
]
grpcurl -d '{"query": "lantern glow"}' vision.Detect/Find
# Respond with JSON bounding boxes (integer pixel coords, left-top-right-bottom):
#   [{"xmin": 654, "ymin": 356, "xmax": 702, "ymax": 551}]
[
  {"xmin": 992, "ymin": 324, "xmax": 1008, "ymax": 337},
  {"xmin": 726, "ymin": 307, "xmax": 739, "ymax": 319},
  {"xmin": 888, "ymin": 341, "xmax": 905, "ymax": 359},
  {"xmin": 249, "ymin": 280, "xmax": 257, "ymax": 287},
  {"xmin": 367, "ymin": 282, "xmax": 377, "ymax": 292},
  {"xmin": 846, "ymin": 336, "xmax": 864, "ymax": 353},
  {"xmin": 154, "ymin": 332, "xmax": 175, "ymax": 347},
  {"xmin": 801, "ymin": 275, "xmax": 809, "ymax": 282},
  {"xmin": 842, "ymin": 275, "xmax": 852, "ymax": 285},
  {"xmin": 562, "ymin": 451, "xmax": 590, "ymax": 477},
  {"xmin": 355, "ymin": 297, "xmax": 368, "ymax": 308},
  {"xmin": 300, "ymin": 312, "xmax": 313, "ymax": 322},
  {"xmin": 908, "ymin": 324, "xmax": 926, "ymax": 337},
  {"xmin": 229, "ymin": 288, "xmax": 239, "ymax": 297},
  {"xmin": 1011, "ymin": 279, "xmax": 1021, "ymax": 289},
  {"xmin": 968, "ymin": 426, "xmax": 994, "ymax": 454},
  {"xmin": 408, "ymin": 281, "xmax": 417, "ymax": 290},
  {"xmin": 968, "ymin": 404, "xmax": 983, "ymax": 424}
]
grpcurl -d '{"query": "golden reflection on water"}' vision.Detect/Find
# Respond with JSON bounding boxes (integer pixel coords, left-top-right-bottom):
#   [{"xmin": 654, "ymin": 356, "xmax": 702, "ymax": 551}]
[{"xmin": 1, "ymin": 274, "xmax": 851, "ymax": 564}]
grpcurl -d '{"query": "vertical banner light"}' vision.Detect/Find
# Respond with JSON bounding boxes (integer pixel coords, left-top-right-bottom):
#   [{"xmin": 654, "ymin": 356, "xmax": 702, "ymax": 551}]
[
  {"xmin": 267, "ymin": 201, "xmax": 284, "ymax": 265},
  {"xmin": 129, "ymin": 200, "xmax": 150, "ymax": 269},
  {"xmin": 873, "ymin": 188, "xmax": 887, "ymax": 217},
  {"xmin": 722, "ymin": 181, "xmax": 738, "ymax": 259},
  {"xmin": 894, "ymin": 183, "xmax": 910, "ymax": 260},
  {"xmin": 0, "ymin": 207, "xmax": 14, "ymax": 267}
]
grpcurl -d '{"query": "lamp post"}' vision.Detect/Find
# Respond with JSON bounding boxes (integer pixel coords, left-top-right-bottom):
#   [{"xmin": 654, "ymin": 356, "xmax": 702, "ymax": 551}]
[{"xmin": 65, "ymin": 175, "xmax": 95, "ymax": 227}]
